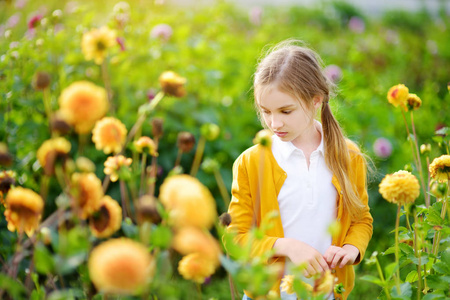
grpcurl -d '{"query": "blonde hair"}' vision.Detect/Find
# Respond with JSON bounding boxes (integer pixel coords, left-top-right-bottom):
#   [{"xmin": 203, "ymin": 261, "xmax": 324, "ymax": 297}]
[{"xmin": 253, "ymin": 40, "xmax": 365, "ymax": 218}]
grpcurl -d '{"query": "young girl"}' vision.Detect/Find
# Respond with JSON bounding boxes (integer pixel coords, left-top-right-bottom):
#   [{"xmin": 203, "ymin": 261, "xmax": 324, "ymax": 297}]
[{"xmin": 227, "ymin": 40, "xmax": 373, "ymax": 300}]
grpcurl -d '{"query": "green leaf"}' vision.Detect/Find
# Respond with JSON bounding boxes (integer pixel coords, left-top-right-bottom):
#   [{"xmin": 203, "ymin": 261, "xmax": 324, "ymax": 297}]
[
  {"xmin": 382, "ymin": 246, "xmax": 396, "ymax": 256},
  {"xmin": 46, "ymin": 289, "xmax": 84, "ymax": 300},
  {"xmin": 121, "ymin": 219, "xmax": 139, "ymax": 239},
  {"xmin": 422, "ymin": 292, "xmax": 447, "ymax": 300},
  {"xmin": 391, "ymin": 282, "xmax": 412, "ymax": 299},
  {"xmin": 440, "ymin": 248, "xmax": 450, "ymax": 266},
  {"xmin": 405, "ymin": 270, "xmax": 418, "ymax": 283},
  {"xmin": 219, "ymin": 255, "xmax": 240, "ymax": 275},
  {"xmin": 150, "ymin": 225, "xmax": 173, "ymax": 249},
  {"xmin": 385, "ymin": 262, "xmax": 398, "ymax": 281},
  {"xmin": 398, "ymin": 243, "xmax": 414, "ymax": 255},
  {"xmin": 34, "ymin": 244, "xmax": 55, "ymax": 274},
  {"xmin": 426, "ymin": 274, "xmax": 450, "ymax": 291},
  {"xmin": 435, "ymin": 127, "xmax": 450, "ymax": 135},
  {"xmin": 54, "ymin": 253, "xmax": 87, "ymax": 275},
  {"xmin": 432, "ymin": 261, "xmax": 450, "ymax": 274},
  {"xmin": 0, "ymin": 274, "xmax": 27, "ymax": 299},
  {"xmin": 30, "ymin": 289, "xmax": 46, "ymax": 300},
  {"xmin": 360, "ymin": 275, "xmax": 384, "ymax": 287}
]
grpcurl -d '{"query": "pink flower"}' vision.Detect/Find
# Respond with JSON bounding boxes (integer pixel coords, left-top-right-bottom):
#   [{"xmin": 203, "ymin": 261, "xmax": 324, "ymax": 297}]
[
  {"xmin": 373, "ymin": 138, "xmax": 392, "ymax": 159},
  {"xmin": 28, "ymin": 14, "xmax": 43, "ymax": 30},
  {"xmin": 15, "ymin": 0, "xmax": 28, "ymax": 9},
  {"xmin": 150, "ymin": 24, "xmax": 173, "ymax": 41},
  {"xmin": 7, "ymin": 13, "xmax": 21, "ymax": 28},
  {"xmin": 324, "ymin": 65, "xmax": 342, "ymax": 83},
  {"xmin": 249, "ymin": 7, "xmax": 263, "ymax": 26},
  {"xmin": 348, "ymin": 16, "xmax": 365, "ymax": 33},
  {"xmin": 116, "ymin": 37, "xmax": 126, "ymax": 51}
]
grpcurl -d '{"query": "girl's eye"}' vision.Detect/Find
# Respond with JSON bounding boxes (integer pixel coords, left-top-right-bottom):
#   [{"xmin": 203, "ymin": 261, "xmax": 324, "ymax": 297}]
[
  {"xmin": 262, "ymin": 110, "xmax": 270, "ymax": 115},
  {"xmin": 282, "ymin": 111, "xmax": 292, "ymax": 114}
]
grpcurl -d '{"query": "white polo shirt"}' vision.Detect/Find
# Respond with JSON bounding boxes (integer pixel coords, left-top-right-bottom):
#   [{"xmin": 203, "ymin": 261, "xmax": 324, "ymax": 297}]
[{"xmin": 272, "ymin": 121, "xmax": 337, "ymax": 299}]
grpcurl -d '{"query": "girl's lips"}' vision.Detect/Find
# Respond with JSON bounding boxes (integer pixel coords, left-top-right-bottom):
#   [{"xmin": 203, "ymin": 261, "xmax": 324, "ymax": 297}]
[{"xmin": 275, "ymin": 132, "xmax": 287, "ymax": 138}]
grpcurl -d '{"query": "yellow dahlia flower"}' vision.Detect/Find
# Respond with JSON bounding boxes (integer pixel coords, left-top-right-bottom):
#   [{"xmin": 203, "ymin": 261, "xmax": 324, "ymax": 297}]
[
  {"xmin": 387, "ymin": 84, "xmax": 409, "ymax": 108},
  {"xmin": 429, "ymin": 155, "xmax": 450, "ymax": 183},
  {"xmin": 89, "ymin": 196, "xmax": 122, "ymax": 238},
  {"xmin": 134, "ymin": 136, "xmax": 158, "ymax": 156},
  {"xmin": 58, "ymin": 81, "xmax": 108, "ymax": 134},
  {"xmin": 280, "ymin": 275, "xmax": 296, "ymax": 294},
  {"xmin": 81, "ymin": 26, "xmax": 117, "ymax": 65},
  {"xmin": 253, "ymin": 129, "xmax": 272, "ymax": 147},
  {"xmin": 88, "ymin": 238, "xmax": 153, "ymax": 295},
  {"xmin": 405, "ymin": 93, "xmax": 422, "ymax": 111},
  {"xmin": 4, "ymin": 187, "xmax": 44, "ymax": 237},
  {"xmin": 37, "ymin": 137, "xmax": 71, "ymax": 175},
  {"xmin": 159, "ymin": 71, "xmax": 186, "ymax": 98},
  {"xmin": 379, "ymin": 170, "xmax": 420, "ymax": 205},
  {"xmin": 92, "ymin": 117, "xmax": 127, "ymax": 154},
  {"xmin": 104, "ymin": 155, "xmax": 132, "ymax": 182},
  {"xmin": 313, "ymin": 270, "xmax": 335, "ymax": 296},
  {"xmin": 159, "ymin": 175, "xmax": 216, "ymax": 229},
  {"xmin": 71, "ymin": 172, "xmax": 103, "ymax": 219},
  {"xmin": 172, "ymin": 227, "xmax": 221, "ymax": 264},
  {"xmin": 177, "ymin": 253, "xmax": 217, "ymax": 283}
]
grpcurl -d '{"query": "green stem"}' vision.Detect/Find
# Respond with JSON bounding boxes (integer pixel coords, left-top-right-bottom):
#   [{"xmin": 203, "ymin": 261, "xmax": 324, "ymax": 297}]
[
  {"xmin": 174, "ymin": 148, "xmax": 182, "ymax": 168},
  {"xmin": 196, "ymin": 283, "xmax": 202, "ymax": 300},
  {"xmin": 375, "ymin": 256, "xmax": 391, "ymax": 300},
  {"xmin": 413, "ymin": 211, "xmax": 422, "ymax": 300},
  {"xmin": 410, "ymin": 111, "xmax": 428, "ymax": 207},
  {"xmin": 101, "ymin": 60, "xmax": 113, "ymax": 113},
  {"xmin": 394, "ymin": 204, "xmax": 401, "ymax": 294},
  {"xmin": 190, "ymin": 136, "xmax": 206, "ymax": 177},
  {"xmin": 401, "ymin": 110, "xmax": 419, "ymax": 173},
  {"xmin": 42, "ymin": 88, "xmax": 53, "ymax": 135},
  {"xmin": 214, "ymin": 168, "xmax": 231, "ymax": 208},
  {"xmin": 139, "ymin": 153, "xmax": 147, "ymax": 196},
  {"xmin": 148, "ymin": 138, "xmax": 159, "ymax": 197},
  {"xmin": 119, "ymin": 180, "xmax": 132, "ymax": 220}
]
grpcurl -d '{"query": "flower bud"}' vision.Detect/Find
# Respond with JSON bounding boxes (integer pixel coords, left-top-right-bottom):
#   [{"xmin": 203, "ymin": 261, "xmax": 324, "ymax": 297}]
[
  {"xmin": 430, "ymin": 181, "xmax": 448, "ymax": 198},
  {"xmin": 0, "ymin": 170, "xmax": 16, "ymax": 195},
  {"xmin": 40, "ymin": 227, "xmax": 52, "ymax": 245},
  {"xmin": 201, "ymin": 123, "xmax": 220, "ymax": 141},
  {"xmin": 177, "ymin": 132, "xmax": 195, "ymax": 153},
  {"xmin": 136, "ymin": 195, "xmax": 162, "ymax": 224},
  {"xmin": 33, "ymin": 71, "xmax": 51, "ymax": 90},
  {"xmin": 420, "ymin": 143, "xmax": 431, "ymax": 155},
  {"xmin": 151, "ymin": 118, "xmax": 164, "ymax": 139},
  {"xmin": 218, "ymin": 213, "xmax": 231, "ymax": 227},
  {"xmin": 201, "ymin": 158, "xmax": 219, "ymax": 174},
  {"xmin": 403, "ymin": 164, "xmax": 413, "ymax": 173},
  {"xmin": 159, "ymin": 71, "xmax": 186, "ymax": 98},
  {"xmin": 0, "ymin": 143, "xmax": 13, "ymax": 167},
  {"xmin": 76, "ymin": 157, "xmax": 96, "ymax": 173},
  {"xmin": 50, "ymin": 113, "xmax": 71, "ymax": 135},
  {"xmin": 406, "ymin": 93, "xmax": 422, "ymax": 111},
  {"xmin": 253, "ymin": 129, "xmax": 272, "ymax": 147}
]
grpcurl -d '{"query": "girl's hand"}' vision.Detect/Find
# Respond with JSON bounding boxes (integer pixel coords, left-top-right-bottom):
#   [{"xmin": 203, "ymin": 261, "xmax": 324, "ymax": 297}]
[
  {"xmin": 273, "ymin": 238, "xmax": 329, "ymax": 277},
  {"xmin": 324, "ymin": 244, "xmax": 360, "ymax": 269}
]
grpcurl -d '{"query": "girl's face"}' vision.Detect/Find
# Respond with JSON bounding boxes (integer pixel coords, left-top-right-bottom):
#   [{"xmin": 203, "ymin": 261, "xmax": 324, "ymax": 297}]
[{"xmin": 257, "ymin": 87, "xmax": 321, "ymax": 145}]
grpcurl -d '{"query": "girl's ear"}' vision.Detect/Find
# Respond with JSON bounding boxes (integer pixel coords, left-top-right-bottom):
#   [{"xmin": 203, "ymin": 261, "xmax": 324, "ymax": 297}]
[{"xmin": 313, "ymin": 95, "xmax": 323, "ymax": 109}]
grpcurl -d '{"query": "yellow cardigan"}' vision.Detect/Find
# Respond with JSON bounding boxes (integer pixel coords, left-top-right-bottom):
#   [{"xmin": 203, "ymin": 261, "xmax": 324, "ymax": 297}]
[{"xmin": 227, "ymin": 140, "xmax": 373, "ymax": 300}]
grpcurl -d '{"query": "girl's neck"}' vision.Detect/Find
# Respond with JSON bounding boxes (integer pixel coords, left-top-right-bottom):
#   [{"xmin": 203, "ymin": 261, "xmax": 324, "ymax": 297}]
[{"xmin": 291, "ymin": 121, "xmax": 322, "ymax": 154}]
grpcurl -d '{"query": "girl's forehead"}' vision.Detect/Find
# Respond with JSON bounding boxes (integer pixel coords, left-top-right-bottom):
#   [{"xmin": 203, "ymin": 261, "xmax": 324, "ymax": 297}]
[{"xmin": 258, "ymin": 87, "xmax": 299, "ymax": 107}]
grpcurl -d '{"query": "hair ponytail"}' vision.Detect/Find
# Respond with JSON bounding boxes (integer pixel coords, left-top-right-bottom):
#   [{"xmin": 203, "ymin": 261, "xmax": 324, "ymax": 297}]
[{"xmin": 321, "ymin": 102, "xmax": 365, "ymax": 218}]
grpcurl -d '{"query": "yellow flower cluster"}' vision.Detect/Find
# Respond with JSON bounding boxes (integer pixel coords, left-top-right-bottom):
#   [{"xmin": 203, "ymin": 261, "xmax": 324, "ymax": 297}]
[
  {"xmin": 406, "ymin": 93, "xmax": 422, "ymax": 111},
  {"xmin": 104, "ymin": 155, "xmax": 132, "ymax": 182},
  {"xmin": 89, "ymin": 196, "xmax": 122, "ymax": 238},
  {"xmin": 177, "ymin": 253, "xmax": 216, "ymax": 283},
  {"xmin": 37, "ymin": 137, "xmax": 71, "ymax": 175},
  {"xmin": 159, "ymin": 174, "xmax": 216, "ymax": 229},
  {"xmin": 172, "ymin": 227, "xmax": 221, "ymax": 265},
  {"xmin": 387, "ymin": 84, "xmax": 409, "ymax": 108},
  {"xmin": 71, "ymin": 172, "xmax": 103, "ymax": 219},
  {"xmin": 81, "ymin": 26, "xmax": 117, "ymax": 65},
  {"xmin": 281, "ymin": 271, "xmax": 335, "ymax": 297},
  {"xmin": 379, "ymin": 170, "xmax": 420, "ymax": 205},
  {"xmin": 4, "ymin": 187, "xmax": 44, "ymax": 237},
  {"xmin": 429, "ymin": 155, "xmax": 450, "ymax": 183},
  {"xmin": 92, "ymin": 117, "xmax": 127, "ymax": 154},
  {"xmin": 88, "ymin": 238, "xmax": 153, "ymax": 295},
  {"xmin": 58, "ymin": 81, "xmax": 108, "ymax": 134}
]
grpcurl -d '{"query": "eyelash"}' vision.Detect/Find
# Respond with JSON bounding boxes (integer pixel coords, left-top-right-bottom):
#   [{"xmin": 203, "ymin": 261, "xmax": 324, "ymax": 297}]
[{"xmin": 261, "ymin": 110, "xmax": 292, "ymax": 115}]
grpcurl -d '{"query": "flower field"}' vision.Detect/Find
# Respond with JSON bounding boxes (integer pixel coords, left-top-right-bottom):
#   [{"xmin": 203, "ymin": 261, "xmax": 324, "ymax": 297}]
[{"xmin": 1, "ymin": 0, "xmax": 450, "ymax": 299}]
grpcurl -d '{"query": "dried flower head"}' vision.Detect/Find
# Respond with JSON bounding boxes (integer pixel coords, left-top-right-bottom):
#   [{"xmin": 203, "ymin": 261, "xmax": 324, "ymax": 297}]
[
  {"xmin": 172, "ymin": 227, "xmax": 221, "ymax": 264},
  {"xmin": 50, "ymin": 112, "xmax": 72, "ymax": 135},
  {"xmin": 81, "ymin": 26, "xmax": 117, "ymax": 65},
  {"xmin": 159, "ymin": 175, "xmax": 216, "ymax": 229},
  {"xmin": 218, "ymin": 212, "xmax": 232, "ymax": 227},
  {"xmin": 92, "ymin": 117, "xmax": 127, "ymax": 154},
  {"xmin": 71, "ymin": 172, "xmax": 103, "ymax": 219},
  {"xmin": 134, "ymin": 136, "xmax": 158, "ymax": 156},
  {"xmin": 253, "ymin": 129, "xmax": 272, "ymax": 147},
  {"xmin": 89, "ymin": 238, "xmax": 153, "ymax": 295},
  {"xmin": 37, "ymin": 137, "xmax": 71, "ymax": 175},
  {"xmin": 136, "ymin": 195, "xmax": 161, "ymax": 224},
  {"xmin": 151, "ymin": 118, "xmax": 164, "ymax": 139},
  {"xmin": 89, "ymin": 196, "xmax": 122, "ymax": 238},
  {"xmin": 4, "ymin": 187, "xmax": 44, "ymax": 237},
  {"xmin": 32, "ymin": 71, "xmax": 51, "ymax": 90},
  {"xmin": 406, "ymin": 93, "xmax": 422, "ymax": 111},
  {"xmin": 58, "ymin": 81, "xmax": 108, "ymax": 134},
  {"xmin": 177, "ymin": 132, "xmax": 195, "ymax": 153},
  {"xmin": 429, "ymin": 155, "xmax": 450, "ymax": 183},
  {"xmin": 0, "ymin": 143, "xmax": 13, "ymax": 166},
  {"xmin": 0, "ymin": 170, "xmax": 16, "ymax": 201},
  {"xmin": 104, "ymin": 155, "xmax": 132, "ymax": 182},
  {"xmin": 177, "ymin": 253, "xmax": 217, "ymax": 283},
  {"xmin": 387, "ymin": 84, "xmax": 409, "ymax": 108},
  {"xmin": 379, "ymin": 170, "xmax": 420, "ymax": 205},
  {"xmin": 159, "ymin": 71, "xmax": 186, "ymax": 98}
]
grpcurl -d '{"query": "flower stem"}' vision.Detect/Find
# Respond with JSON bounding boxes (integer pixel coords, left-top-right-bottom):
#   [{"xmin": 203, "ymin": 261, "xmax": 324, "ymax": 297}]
[
  {"xmin": 174, "ymin": 148, "xmax": 182, "ymax": 168},
  {"xmin": 139, "ymin": 153, "xmax": 147, "ymax": 196},
  {"xmin": 413, "ymin": 211, "xmax": 422, "ymax": 300},
  {"xmin": 101, "ymin": 60, "xmax": 113, "ymax": 113},
  {"xmin": 190, "ymin": 136, "xmax": 206, "ymax": 177},
  {"xmin": 42, "ymin": 88, "xmax": 53, "ymax": 135},
  {"xmin": 214, "ymin": 168, "xmax": 231, "ymax": 208},
  {"xmin": 119, "ymin": 180, "xmax": 132, "ymax": 220},
  {"xmin": 375, "ymin": 256, "xmax": 391, "ymax": 300},
  {"xmin": 410, "ymin": 111, "xmax": 428, "ymax": 207},
  {"xmin": 394, "ymin": 204, "xmax": 401, "ymax": 294},
  {"xmin": 148, "ymin": 138, "xmax": 159, "ymax": 197}
]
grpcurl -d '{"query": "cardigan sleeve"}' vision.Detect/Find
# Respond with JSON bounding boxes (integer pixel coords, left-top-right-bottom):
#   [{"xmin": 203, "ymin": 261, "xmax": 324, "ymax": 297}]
[
  {"xmin": 343, "ymin": 150, "xmax": 373, "ymax": 264},
  {"xmin": 227, "ymin": 153, "xmax": 279, "ymax": 261}
]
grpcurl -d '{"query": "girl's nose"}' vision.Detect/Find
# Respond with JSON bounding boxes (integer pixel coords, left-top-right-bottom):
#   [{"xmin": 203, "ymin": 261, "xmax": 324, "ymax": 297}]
[{"xmin": 271, "ymin": 115, "xmax": 283, "ymax": 130}]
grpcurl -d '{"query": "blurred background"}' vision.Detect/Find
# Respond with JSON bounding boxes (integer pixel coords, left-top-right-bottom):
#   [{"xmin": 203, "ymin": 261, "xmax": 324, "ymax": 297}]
[{"xmin": 1, "ymin": 0, "xmax": 449, "ymax": 298}]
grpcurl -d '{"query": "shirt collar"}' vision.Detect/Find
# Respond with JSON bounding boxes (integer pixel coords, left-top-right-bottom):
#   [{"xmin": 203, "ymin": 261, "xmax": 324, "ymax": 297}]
[{"xmin": 272, "ymin": 120, "xmax": 325, "ymax": 160}]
